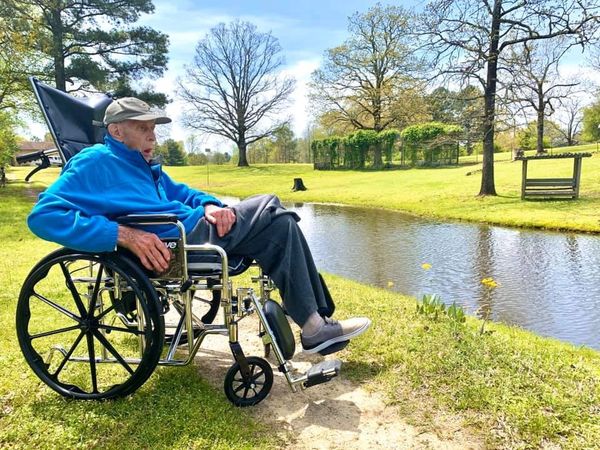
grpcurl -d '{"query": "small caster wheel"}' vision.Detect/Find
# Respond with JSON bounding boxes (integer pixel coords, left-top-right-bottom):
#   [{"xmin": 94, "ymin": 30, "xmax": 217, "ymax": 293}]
[{"xmin": 224, "ymin": 356, "xmax": 273, "ymax": 407}]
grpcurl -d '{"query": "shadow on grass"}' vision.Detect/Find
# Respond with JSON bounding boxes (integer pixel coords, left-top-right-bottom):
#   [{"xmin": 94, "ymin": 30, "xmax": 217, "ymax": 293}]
[{"xmin": 26, "ymin": 365, "xmax": 277, "ymax": 449}]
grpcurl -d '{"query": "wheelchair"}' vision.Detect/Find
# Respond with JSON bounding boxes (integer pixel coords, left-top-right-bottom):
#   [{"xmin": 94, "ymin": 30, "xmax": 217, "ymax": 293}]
[{"xmin": 16, "ymin": 78, "xmax": 344, "ymax": 406}]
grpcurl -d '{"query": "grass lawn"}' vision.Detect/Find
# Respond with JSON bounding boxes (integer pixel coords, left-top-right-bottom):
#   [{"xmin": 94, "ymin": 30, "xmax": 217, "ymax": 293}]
[
  {"xmin": 162, "ymin": 147, "xmax": 600, "ymax": 234},
  {"xmin": 10, "ymin": 145, "xmax": 600, "ymax": 234},
  {"xmin": 1, "ymin": 168, "xmax": 600, "ymax": 448}
]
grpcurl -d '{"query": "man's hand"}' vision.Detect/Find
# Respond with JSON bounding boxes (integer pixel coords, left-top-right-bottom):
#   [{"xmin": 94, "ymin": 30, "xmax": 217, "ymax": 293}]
[
  {"xmin": 117, "ymin": 225, "xmax": 171, "ymax": 273},
  {"xmin": 204, "ymin": 204, "xmax": 236, "ymax": 237}
]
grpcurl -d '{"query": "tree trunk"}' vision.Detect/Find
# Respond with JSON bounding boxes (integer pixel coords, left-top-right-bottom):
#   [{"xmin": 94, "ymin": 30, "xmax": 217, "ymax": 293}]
[
  {"xmin": 237, "ymin": 140, "xmax": 249, "ymax": 167},
  {"xmin": 372, "ymin": 109, "xmax": 383, "ymax": 168},
  {"xmin": 372, "ymin": 142, "xmax": 383, "ymax": 168},
  {"xmin": 50, "ymin": 8, "xmax": 66, "ymax": 91},
  {"xmin": 536, "ymin": 97, "xmax": 545, "ymax": 154},
  {"xmin": 478, "ymin": 0, "xmax": 500, "ymax": 197}
]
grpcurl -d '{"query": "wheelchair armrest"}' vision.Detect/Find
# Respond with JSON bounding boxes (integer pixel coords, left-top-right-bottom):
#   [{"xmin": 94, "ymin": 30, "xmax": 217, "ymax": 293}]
[{"xmin": 115, "ymin": 214, "xmax": 179, "ymax": 224}]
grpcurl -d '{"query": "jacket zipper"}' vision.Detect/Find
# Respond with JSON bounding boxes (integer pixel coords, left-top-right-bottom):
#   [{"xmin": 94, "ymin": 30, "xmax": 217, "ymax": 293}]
[{"xmin": 142, "ymin": 156, "xmax": 162, "ymax": 199}]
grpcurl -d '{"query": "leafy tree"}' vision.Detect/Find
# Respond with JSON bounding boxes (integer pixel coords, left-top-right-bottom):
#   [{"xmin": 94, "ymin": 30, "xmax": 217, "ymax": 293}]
[
  {"xmin": 187, "ymin": 152, "xmax": 208, "ymax": 166},
  {"xmin": 427, "ymin": 87, "xmax": 459, "ymax": 123},
  {"xmin": 581, "ymin": 99, "xmax": 600, "ymax": 142},
  {"xmin": 421, "ymin": 0, "xmax": 600, "ymax": 195},
  {"xmin": 310, "ymin": 4, "xmax": 421, "ymax": 168},
  {"xmin": 156, "ymin": 139, "xmax": 187, "ymax": 166},
  {"xmin": 248, "ymin": 138, "xmax": 274, "ymax": 164},
  {"xmin": 0, "ymin": 111, "xmax": 19, "ymax": 167},
  {"xmin": 179, "ymin": 20, "xmax": 294, "ymax": 167},
  {"xmin": 272, "ymin": 123, "xmax": 297, "ymax": 163},
  {"xmin": 211, "ymin": 152, "xmax": 228, "ymax": 165},
  {"xmin": 427, "ymin": 85, "xmax": 485, "ymax": 155},
  {"xmin": 0, "ymin": 10, "xmax": 42, "ymax": 110},
  {"xmin": 3, "ymin": 0, "xmax": 169, "ymax": 104}
]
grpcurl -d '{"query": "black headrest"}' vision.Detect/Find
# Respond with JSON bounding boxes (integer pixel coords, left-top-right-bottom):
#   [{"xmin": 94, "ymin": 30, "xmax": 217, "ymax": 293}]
[{"xmin": 30, "ymin": 77, "xmax": 113, "ymax": 163}]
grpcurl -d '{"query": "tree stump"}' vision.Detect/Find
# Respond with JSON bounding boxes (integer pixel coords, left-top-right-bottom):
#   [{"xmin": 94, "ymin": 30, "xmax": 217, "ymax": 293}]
[{"xmin": 292, "ymin": 177, "xmax": 307, "ymax": 191}]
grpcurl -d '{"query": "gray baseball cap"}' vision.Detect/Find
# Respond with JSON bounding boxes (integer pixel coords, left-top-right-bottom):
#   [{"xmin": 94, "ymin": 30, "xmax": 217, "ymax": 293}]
[{"xmin": 103, "ymin": 97, "xmax": 171, "ymax": 125}]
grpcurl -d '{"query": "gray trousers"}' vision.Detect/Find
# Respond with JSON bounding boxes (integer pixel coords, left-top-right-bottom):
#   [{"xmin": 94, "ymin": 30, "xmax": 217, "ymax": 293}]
[{"xmin": 187, "ymin": 194, "xmax": 331, "ymax": 326}]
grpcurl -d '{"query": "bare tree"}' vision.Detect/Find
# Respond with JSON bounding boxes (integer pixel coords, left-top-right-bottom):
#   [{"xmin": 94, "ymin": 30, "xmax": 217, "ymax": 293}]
[
  {"xmin": 555, "ymin": 94, "xmax": 586, "ymax": 145},
  {"xmin": 506, "ymin": 39, "xmax": 579, "ymax": 154},
  {"xmin": 178, "ymin": 20, "xmax": 295, "ymax": 167},
  {"xmin": 309, "ymin": 4, "xmax": 420, "ymax": 168},
  {"xmin": 421, "ymin": 0, "xmax": 600, "ymax": 196}
]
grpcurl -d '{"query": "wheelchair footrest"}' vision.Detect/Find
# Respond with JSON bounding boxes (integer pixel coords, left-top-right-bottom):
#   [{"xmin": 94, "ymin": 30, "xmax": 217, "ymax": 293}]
[{"xmin": 303, "ymin": 359, "xmax": 341, "ymax": 388}]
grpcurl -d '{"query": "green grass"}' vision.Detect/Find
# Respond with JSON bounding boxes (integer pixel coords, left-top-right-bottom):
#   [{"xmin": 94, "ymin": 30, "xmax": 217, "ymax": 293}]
[
  {"xmin": 4, "ymin": 152, "xmax": 600, "ymax": 448},
  {"xmin": 11, "ymin": 145, "xmax": 600, "ymax": 234},
  {"xmin": 163, "ymin": 148, "xmax": 600, "ymax": 234},
  {"xmin": 326, "ymin": 279, "xmax": 600, "ymax": 449}
]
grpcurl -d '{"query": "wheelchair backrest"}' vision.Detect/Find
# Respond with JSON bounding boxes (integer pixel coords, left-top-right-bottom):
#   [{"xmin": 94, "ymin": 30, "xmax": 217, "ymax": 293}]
[{"xmin": 31, "ymin": 77, "xmax": 113, "ymax": 165}]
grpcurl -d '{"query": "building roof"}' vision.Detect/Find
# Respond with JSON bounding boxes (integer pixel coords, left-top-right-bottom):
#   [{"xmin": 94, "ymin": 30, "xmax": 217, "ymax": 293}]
[{"xmin": 18, "ymin": 141, "xmax": 55, "ymax": 152}]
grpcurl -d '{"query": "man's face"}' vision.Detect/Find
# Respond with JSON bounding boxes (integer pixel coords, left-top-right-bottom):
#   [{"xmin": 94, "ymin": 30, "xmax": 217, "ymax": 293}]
[{"xmin": 109, "ymin": 119, "xmax": 156, "ymax": 162}]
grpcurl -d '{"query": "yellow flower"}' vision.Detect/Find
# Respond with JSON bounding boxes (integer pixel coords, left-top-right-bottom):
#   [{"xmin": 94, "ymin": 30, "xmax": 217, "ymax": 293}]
[
  {"xmin": 421, "ymin": 263, "xmax": 432, "ymax": 270},
  {"xmin": 481, "ymin": 277, "xmax": 498, "ymax": 288},
  {"xmin": 387, "ymin": 281, "xmax": 394, "ymax": 287}
]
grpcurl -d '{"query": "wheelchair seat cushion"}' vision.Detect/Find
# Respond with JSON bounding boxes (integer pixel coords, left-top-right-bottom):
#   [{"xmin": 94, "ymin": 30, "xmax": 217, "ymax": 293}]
[{"xmin": 187, "ymin": 252, "xmax": 253, "ymax": 276}]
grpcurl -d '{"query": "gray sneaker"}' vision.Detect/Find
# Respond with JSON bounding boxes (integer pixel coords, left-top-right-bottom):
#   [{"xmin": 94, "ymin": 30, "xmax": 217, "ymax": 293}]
[{"xmin": 301, "ymin": 316, "xmax": 371, "ymax": 354}]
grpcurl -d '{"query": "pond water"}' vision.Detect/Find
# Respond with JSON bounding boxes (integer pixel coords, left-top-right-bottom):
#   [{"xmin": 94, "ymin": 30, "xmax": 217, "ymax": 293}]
[{"xmin": 222, "ymin": 196, "xmax": 600, "ymax": 350}]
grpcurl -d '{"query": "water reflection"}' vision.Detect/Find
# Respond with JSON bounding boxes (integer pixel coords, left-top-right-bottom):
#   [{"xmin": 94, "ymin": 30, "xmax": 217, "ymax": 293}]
[{"xmin": 222, "ymin": 196, "xmax": 600, "ymax": 350}]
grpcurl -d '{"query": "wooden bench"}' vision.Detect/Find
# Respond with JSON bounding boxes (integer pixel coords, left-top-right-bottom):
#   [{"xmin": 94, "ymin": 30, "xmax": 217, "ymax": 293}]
[{"xmin": 516, "ymin": 153, "xmax": 592, "ymax": 200}]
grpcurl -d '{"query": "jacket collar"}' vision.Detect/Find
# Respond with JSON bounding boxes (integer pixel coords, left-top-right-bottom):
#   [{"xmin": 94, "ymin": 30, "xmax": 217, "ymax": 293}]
[
  {"xmin": 104, "ymin": 135, "xmax": 161, "ymax": 169},
  {"xmin": 104, "ymin": 134, "xmax": 146, "ymax": 163}
]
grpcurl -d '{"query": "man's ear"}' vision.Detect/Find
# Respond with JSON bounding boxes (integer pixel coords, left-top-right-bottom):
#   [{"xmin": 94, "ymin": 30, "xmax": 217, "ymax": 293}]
[{"xmin": 107, "ymin": 123, "xmax": 122, "ymax": 140}]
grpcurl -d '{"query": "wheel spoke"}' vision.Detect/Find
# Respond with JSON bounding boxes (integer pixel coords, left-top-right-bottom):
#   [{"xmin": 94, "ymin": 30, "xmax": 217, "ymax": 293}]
[
  {"xmin": 87, "ymin": 265, "xmax": 104, "ymax": 315},
  {"xmin": 243, "ymin": 385, "xmax": 250, "ymax": 398},
  {"xmin": 94, "ymin": 303, "xmax": 116, "ymax": 322},
  {"xmin": 95, "ymin": 324, "xmax": 145, "ymax": 335},
  {"xmin": 85, "ymin": 332, "xmax": 98, "ymax": 393},
  {"xmin": 92, "ymin": 330, "xmax": 135, "ymax": 375},
  {"xmin": 52, "ymin": 331, "xmax": 85, "ymax": 378},
  {"xmin": 59, "ymin": 262, "xmax": 87, "ymax": 317},
  {"xmin": 32, "ymin": 292, "xmax": 80, "ymax": 322},
  {"xmin": 30, "ymin": 324, "xmax": 81, "ymax": 340}
]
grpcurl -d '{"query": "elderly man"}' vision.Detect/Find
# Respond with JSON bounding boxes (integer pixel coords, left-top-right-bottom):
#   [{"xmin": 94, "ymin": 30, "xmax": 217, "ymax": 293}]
[{"xmin": 28, "ymin": 97, "xmax": 370, "ymax": 354}]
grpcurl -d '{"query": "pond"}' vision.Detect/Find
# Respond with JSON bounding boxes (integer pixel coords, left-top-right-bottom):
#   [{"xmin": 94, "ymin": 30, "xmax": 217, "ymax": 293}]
[{"xmin": 222, "ymin": 196, "xmax": 600, "ymax": 350}]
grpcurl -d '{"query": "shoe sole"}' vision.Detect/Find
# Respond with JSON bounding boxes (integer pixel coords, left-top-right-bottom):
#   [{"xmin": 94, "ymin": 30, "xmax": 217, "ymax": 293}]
[{"xmin": 302, "ymin": 318, "xmax": 371, "ymax": 354}]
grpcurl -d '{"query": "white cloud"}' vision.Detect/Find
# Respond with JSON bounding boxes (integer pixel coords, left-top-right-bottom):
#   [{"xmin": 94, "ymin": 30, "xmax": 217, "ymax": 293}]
[{"xmin": 282, "ymin": 58, "xmax": 321, "ymax": 135}]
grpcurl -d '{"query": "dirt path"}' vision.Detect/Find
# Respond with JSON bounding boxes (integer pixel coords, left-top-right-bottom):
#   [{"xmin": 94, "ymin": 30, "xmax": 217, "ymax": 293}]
[{"xmin": 188, "ymin": 315, "xmax": 483, "ymax": 450}]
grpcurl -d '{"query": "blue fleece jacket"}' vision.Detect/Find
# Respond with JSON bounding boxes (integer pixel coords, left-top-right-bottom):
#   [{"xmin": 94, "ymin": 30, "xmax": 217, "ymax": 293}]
[{"xmin": 27, "ymin": 135, "xmax": 222, "ymax": 252}]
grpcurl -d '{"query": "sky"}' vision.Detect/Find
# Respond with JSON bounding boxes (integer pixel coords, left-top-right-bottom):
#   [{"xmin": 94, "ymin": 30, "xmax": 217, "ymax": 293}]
[
  {"xmin": 26, "ymin": 0, "xmax": 595, "ymax": 148},
  {"xmin": 135, "ymin": 0, "xmax": 425, "ymax": 151}
]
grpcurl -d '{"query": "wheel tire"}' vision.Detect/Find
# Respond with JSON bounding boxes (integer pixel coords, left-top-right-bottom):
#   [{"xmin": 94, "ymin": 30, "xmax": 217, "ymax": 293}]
[
  {"xmin": 16, "ymin": 249, "xmax": 164, "ymax": 400},
  {"xmin": 224, "ymin": 356, "xmax": 273, "ymax": 407}
]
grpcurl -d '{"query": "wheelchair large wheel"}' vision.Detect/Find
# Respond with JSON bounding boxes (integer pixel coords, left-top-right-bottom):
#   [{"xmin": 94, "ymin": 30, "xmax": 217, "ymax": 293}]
[
  {"xmin": 16, "ymin": 249, "xmax": 164, "ymax": 400},
  {"xmin": 224, "ymin": 356, "xmax": 273, "ymax": 407}
]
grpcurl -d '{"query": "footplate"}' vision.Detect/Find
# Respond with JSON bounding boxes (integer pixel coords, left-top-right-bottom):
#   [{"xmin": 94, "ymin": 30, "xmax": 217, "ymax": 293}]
[{"xmin": 303, "ymin": 359, "xmax": 342, "ymax": 388}]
